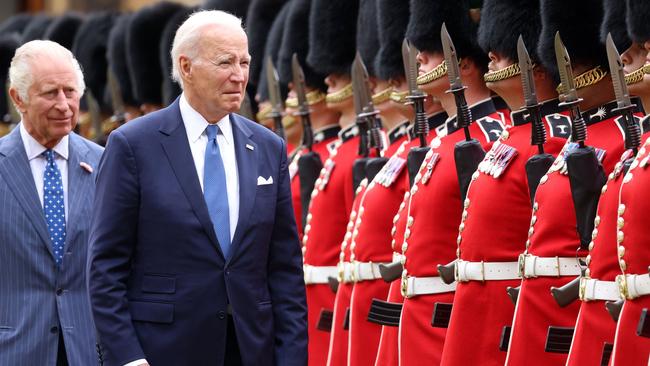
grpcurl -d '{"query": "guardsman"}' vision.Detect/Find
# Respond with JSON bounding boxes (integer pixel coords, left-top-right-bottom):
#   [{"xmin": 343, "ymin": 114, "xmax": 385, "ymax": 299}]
[
  {"xmin": 127, "ymin": 1, "xmax": 185, "ymax": 115},
  {"xmin": 276, "ymin": 0, "xmax": 341, "ymax": 242},
  {"xmin": 608, "ymin": 0, "xmax": 650, "ymax": 364},
  {"xmin": 433, "ymin": 1, "xmax": 569, "ymax": 365},
  {"xmin": 395, "ymin": 0, "xmax": 506, "ymax": 364},
  {"xmin": 509, "ymin": 1, "xmax": 648, "ymax": 364},
  {"xmin": 344, "ymin": 0, "xmax": 418, "ymax": 364},
  {"xmin": 302, "ymin": 0, "xmax": 362, "ymax": 364}
]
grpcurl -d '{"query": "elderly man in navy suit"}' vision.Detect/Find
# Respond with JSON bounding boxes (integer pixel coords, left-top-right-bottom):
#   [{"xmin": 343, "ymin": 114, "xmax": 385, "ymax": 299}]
[
  {"xmin": 88, "ymin": 10, "xmax": 307, "ymax": 366},
  {"xmin": 0, "ymin": 40, "xmax": 103, "ymax": 365}
]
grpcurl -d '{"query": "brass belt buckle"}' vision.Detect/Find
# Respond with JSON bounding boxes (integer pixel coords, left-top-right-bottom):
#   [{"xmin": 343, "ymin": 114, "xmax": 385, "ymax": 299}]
[{"xmin": 616, "ymin": 274, "xmax": 630, "ymax": 300}]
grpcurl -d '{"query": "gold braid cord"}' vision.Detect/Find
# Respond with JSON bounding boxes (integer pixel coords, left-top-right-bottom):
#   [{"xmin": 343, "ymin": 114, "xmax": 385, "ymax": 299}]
[
  {"xmin": 325, "ymin": 83, "xmax": 354, "ymax": 104},
  {"xmin": 416, "ymin": 61, "xmax": 448, "ymax": 85},
  {"xmin": 285, "ymin": 90, "xmax": 327, "ymax": 108},
  {"xmin": 390, "ymin": 90, "xmax": 409, "ymax": 104},
  {"xmin": 256, "ymin": 104, "xmax": 272, "ymax": 122},
  {"xmin": 372, "ymin": 86, "xmax": 393, "ymax": 105},
  {"xmin": 625, "ymin": 66, "xmax": 645, "ymax": 85},
  {"xmin": 282, "ymin": 114, "xmax": 297, "ymax": 128},
  {"xmin": 557, "ymin": 66, "xmax": 608, "ymax": 93},
  {"xmin": 483, "ymin": 63, "xmax": 521, "ymax": 83}
]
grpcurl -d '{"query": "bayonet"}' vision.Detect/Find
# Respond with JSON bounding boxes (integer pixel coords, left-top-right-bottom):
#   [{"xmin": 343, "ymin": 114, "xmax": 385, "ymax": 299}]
[
  {"xmin": 517, "ymin": 36, "xmax": 546, "ymax": 154},
  {"xmin": 352, "ymin": 52, "xmax": 383, "ymax": 156},
  {"xmin": 265, "ymin": 56, "xmax": 286, "ymax": 140},
  {"xmin": 291, "ymin": 54, "xmax": 314, "ymax": 150},
  {"xmin": 606, "ymin": 33, "xmax": 641, "ymax": 153},
  {"xmin": 441, "ymin": 23, "xmax": 472, "ymax": 141},
  {"xmin": 555, "ymin": 32, "xmax": 587, "ymax": 146},
  {"xmin": 85, "ymin": 90, "xmax": 103, "ymax": 144},
  {"xmin": 403, "ymin": 39, "xmax": 428, "ymax": 147}
]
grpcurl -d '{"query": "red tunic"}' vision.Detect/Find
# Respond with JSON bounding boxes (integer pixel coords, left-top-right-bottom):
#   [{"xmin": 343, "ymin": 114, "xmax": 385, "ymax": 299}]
[
  {"xmin": 507, "ymin": 102, "xmax": 635, "ymax": 366},
  {"xmin": 289, "ymin": 125, "xmax": 341, "ymax": 238},
  {"xmin": 395, "ymin": 99, "xmax": 506, "ymax": 366},
  {"xmin": 374, "ymin": 112, "xmax": 449, "ymax": 366},
  {"xmin": 303, "ymin": 124, "xmax": 361, "ymax": 366},
  {"xmin": 441, "ymin": 105, "xmax": 571, "ymax": 366},
  {"xmin": 347, "ymin": 126, "xmax": 412, "ymax": 366},
  {"xmin": 610, "ymin": 127, "xmax": 650, "ymax": 366}
]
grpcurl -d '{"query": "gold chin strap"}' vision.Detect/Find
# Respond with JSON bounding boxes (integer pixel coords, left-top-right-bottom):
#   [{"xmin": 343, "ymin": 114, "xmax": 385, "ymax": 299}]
[
  {"xmin": 282, "ymin": 114, "xmax": 297, "ymax": 128},
  {"xmin": 255, "ymin": 104, "xmax": 272, "ymax": 122},
  {"xmin": 416, "ymin": 60, "xmax": 448, "ymax": 85},
  {"xmin": 390, "ymin": 90, "xmax": 409, "ymax": 104},
  {"xmin": 325, "ymin": 83, "xmax": 353, "ymax": 104},
  {"xmin": 285, "ymin": 90, "xmax": 327, "ymax": 108},
  {"xmin": 627, "ymin": 64, "xmax": 650, "ymax": 85},
  {"xmin": 556, "ymin": 66, "xmax": 608, "ymax": 93},
  {"xmin": 483, "ymin": 63, "xmax": 521, "ymax": 83},
  {"xmin": 372, "ymin": 86, "xmax": 393, "ymax": 105}
]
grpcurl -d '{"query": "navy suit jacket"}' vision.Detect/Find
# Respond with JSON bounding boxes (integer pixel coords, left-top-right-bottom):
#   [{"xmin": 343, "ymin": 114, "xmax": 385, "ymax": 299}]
[
  {"xmin": 88, "ymin": 99, "xmax": 307, "ymax": 366},
  {"xmin": 0, "ymin": 127, "xmax": 103, "ymax": 365}
]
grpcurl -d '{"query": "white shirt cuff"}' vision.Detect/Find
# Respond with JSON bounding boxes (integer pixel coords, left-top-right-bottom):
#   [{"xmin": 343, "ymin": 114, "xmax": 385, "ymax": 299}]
[{"xmin": 123, "ymin": 359, "xmax": 147, "ymax": 366}]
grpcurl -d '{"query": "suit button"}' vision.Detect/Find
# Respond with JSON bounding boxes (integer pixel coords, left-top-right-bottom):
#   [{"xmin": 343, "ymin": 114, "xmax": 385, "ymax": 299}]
[
  {"xmin": 50, "ymin": 326, "xmax": 58, "ymax": 334},
  {"xmin": 56, "ymin": 288, "xmax": 63, "ymax": 296},
  {"xmin": 218, "ymin": 311, "xmax": 226, "ymax": 319}
]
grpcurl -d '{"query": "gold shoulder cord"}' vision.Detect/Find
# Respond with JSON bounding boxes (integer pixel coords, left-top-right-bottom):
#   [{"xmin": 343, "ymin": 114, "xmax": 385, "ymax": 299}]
[{"xmin": 556, "ymin": 66, "xmax": 608, "ymax": 93}]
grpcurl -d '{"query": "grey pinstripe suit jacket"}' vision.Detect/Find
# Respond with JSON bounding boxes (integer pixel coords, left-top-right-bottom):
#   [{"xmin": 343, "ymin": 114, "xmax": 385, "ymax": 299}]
[{"xmin": 0, "ymin": 127, "xmax": 103, "ymax": 366}]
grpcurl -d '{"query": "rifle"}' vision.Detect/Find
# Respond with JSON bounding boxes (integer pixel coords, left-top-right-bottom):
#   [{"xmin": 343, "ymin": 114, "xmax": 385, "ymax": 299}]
[{"xmin": 265, "ymin": 56, "xmax": 286, "ymax": 140}]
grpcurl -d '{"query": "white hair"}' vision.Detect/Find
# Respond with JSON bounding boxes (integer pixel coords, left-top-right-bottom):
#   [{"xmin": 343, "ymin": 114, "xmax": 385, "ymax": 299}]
[
  {"xmin": 9, "ymin": 40, "xmax": 85, "ymax": 102},
  {"xmin": 171, "ymin": 10, "xmax": 244, "ymax": 88}
]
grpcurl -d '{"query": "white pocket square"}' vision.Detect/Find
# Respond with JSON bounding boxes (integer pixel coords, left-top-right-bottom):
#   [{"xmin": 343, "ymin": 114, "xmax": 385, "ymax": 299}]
[{"xmin": 257, "ymin": 176, "xmax": 274, "ymax": 185}]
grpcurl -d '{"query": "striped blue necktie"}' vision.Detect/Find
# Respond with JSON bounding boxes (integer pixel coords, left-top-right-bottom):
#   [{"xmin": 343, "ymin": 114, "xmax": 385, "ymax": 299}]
[
  {"xmin": 43, "ymin": 149, "xmax": 66, "ymax": 266},
  {"xmin": 204, "ymin": 124, "xmax": 231, "ymax": 257}
]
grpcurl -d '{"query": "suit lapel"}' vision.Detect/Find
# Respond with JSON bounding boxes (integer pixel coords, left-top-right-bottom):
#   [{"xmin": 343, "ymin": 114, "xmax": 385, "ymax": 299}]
[
  {"xmin": 228, "ymin": 114, "xmax": 257, "ymax": 263},
  {"xmin": 158, "ymin": 100, "xmax": 222, "ymax": 258},
  {"xmin": 0, "ymin": 127, "xmax": 53, "ymax": 255},
  {"xmin": 64, "ymin": 134, "xmax": 91, "ymax": 252}
]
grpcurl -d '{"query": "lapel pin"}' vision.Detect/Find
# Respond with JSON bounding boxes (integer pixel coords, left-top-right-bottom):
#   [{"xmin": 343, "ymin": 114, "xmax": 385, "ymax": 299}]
[
  {"xmin": 246, "ymin": 144, "xmax": 254, "ymax": 151},
  {"xmin": 80, "ymin": 162, "xmax": 93, "ymax": 173}
]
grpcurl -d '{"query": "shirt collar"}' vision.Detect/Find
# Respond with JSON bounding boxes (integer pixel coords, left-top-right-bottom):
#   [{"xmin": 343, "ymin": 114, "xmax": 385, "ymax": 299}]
[
  {"xmin": 19, "ymin": 122, "xmax": 69, "ymax": 161},
  {"xmin": 180, "ymin": 93, "xmax": 233, "ymax": 145}
]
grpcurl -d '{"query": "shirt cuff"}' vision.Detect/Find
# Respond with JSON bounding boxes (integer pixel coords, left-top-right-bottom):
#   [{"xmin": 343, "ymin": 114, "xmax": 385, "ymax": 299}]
[{"xmin": 123, "ymin": 359, "xmax": 147, "ymax": 366}]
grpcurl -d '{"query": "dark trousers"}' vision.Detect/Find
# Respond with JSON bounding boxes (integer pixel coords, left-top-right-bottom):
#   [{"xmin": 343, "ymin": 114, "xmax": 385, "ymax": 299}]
[
  {"xmin": 56, "ymin": 328, "xmax": 68, "ymax": 366},
  {"xmin": 225, "ymin": 314, "xmax": 242, "ymax": 366}
]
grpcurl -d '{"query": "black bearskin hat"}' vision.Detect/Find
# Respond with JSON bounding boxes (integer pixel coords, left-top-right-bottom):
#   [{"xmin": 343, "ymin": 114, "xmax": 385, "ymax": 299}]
[
  {"xmin": 356, "ymin": 0, "xmax": 380, "ymax": 77},
  {"xmin": 537, "ymin": 0, "xmax": 607, "ymax": 78},
  {"xmin": 0, "ymin": 14, "xmax": 33, "ymax": 36},
  {"xmin": 375, "ymin": 0, "xmax": 410, "ymax": 81},
  {"xmin": 21, "ymin": 15, "xmax": 52, "ymax": 44},
  {"xmin": 107, "ymin": 13, "xmax": 138, "ymax": 108},
  {"xmin": 478, "ymin": 0, "xmax": 543, "ymax": 63},
  {"xmin": 44, "ymin": 13, "xmax": 84, "ymax": 51},
  {"xmin": 246, "ymin": 0, "xmax": 288, "ymax": 89},
  {"xmin": 306, "ymin": 0, "xmax": 360, "ymax": 76},
  {"xmin": 0, "ymin": 33, "xmax": 20, "ymax": 123},
  {"xmin": 256, "ymin": 1, "xmax": 291, "ymax": 102},
  {"xmin": 406, "ymin": 0, "xmax": 485, "ymax": 63},
  {"xmin": 126, "ymin": 1, "xmax": 185, "ymax": 106},
  {"xmin": 202, "ymin": 0, "xmax": 251, "ymax": 22},
  {"xmin": 601, "ymin": 0, "xmax": 631, "ymax": 52},
  {"xmin": 626, "ymin": 0, "xmax": 650, "ymax": 44},
  {"xmin": 72, "ymin": 11, "xmax": 117, "ymax": 113}
]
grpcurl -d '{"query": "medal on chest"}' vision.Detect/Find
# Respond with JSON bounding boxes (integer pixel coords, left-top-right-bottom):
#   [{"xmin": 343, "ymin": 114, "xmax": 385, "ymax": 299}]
[
  {"xmin": 551, "ymin": 142, "xmax": 606, "ymax": 175},
  {"xmin": 376, "ymin": 155, "xmax": 407, "ymax": 187},
  {"xmin": 477, "ymin": 142, "xmax": 518, "ymax": 178}
]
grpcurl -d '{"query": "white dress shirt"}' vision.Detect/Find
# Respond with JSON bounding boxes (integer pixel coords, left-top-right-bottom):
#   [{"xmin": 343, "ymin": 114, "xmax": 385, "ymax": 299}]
[
  {"xmin": 19, "ymin": 122, "xmax": 68, "ymax": 220},
  {"xmin": 180, "ymin": 94, "xmax": 239, "ymax": 240}
]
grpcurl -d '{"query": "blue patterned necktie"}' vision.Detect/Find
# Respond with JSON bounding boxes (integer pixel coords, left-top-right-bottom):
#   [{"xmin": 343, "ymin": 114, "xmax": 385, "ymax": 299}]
[
  {"xmin": 204, "ymin": 124, "xmax": 231, "ymax": 257},
  {"xmin": 43, "ymin": 149, "xmax": 66, "ymax": 266}
]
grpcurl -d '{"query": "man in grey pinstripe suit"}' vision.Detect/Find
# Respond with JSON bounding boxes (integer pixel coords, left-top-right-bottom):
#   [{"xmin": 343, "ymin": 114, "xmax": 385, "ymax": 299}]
[{"xmin": 0, "ymin": 40, "xmax": 102, "ymax": 365}]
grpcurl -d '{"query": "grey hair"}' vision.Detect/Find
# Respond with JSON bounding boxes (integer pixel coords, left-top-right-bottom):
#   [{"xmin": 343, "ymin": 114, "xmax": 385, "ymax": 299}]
[
  {"xmin": 171, "ymin": 10, "xmax": 244, "ymax": 88},
  {"xmin": 9, "ymin": 40, "xmax": 85, "ymax": 102}
]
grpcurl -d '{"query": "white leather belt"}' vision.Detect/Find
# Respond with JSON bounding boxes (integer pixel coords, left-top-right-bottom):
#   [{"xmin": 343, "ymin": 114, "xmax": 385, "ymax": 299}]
[
  {"xmin": 392, "ymin": 252, "xmax": 405, "ymax": 264},
  {"xmin": 519, "ymin": 254, "xmax": 583, "ymax": 278},
  {"xmin": 303, "ymin": 264, "xmax": 338, "ymax": 285},
  {"xmin": 579, "ymin": 278, "xmax": 621, "ymax": 301},
  {"xmin": 354, "ymin": 261, "xmax": 389, "ymax": 282},
  {"xmin": 617, "ymin": 273, "xmax": 650, "ymax": 300},
  {"xmin": 455, "ymin": 260, "xmax": 521, "ymax": 282},
  {"xmin": 403, "ymin": 276, "xmax": 457, "ymax": 298},
  {"xmin": 338, "ymin": 262, "xmax": 354, "ymax": 283}
]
